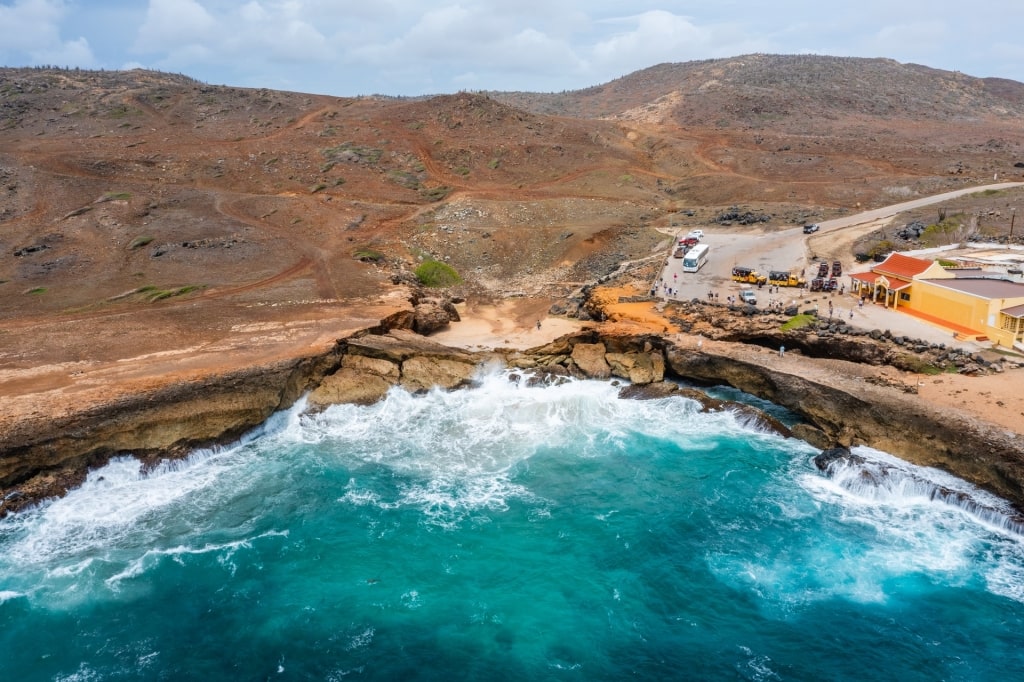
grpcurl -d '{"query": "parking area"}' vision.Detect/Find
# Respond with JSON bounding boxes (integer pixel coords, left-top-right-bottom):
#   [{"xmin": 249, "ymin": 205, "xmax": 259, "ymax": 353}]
[{"xmin": 652, "ymin": 227, "xmax": 983, "ymax": 352}]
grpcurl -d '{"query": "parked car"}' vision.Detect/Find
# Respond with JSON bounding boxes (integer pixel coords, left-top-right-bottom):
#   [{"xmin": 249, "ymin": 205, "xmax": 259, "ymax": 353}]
[
  {"xmin": 738, "ymin": 290, "xmax": 757, "ymax": 306},
  {"xmin": 832, "ymin": 260, "xmax": 843, "ymax": 277},
  {"xmin": 817, "ymin": 262, "xmax": 829, "ymax": 278},
  {"xmin": 687, "ymin": 229, "xmax": 705, "ymax": 240},
  {"xmin": 673, "ymin": 247, "xmax": 685, "ymax": 258},
  {"xmin": 803, "ymin": 224, "xmax": 820, "ymax": 234}
]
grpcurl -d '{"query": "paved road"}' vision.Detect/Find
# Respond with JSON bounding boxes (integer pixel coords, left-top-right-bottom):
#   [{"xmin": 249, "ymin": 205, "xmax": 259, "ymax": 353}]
[
  {"xmin": 653, "ymin": 182, "xmax": 1024, "ymax": 349},
  {"xmin": 816, "ymin": 182, "xmax": 1024, "ymax": 231}
]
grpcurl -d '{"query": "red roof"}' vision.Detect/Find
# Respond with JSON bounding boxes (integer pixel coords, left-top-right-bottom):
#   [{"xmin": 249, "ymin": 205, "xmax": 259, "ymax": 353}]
[
  {"xmin": 850, "ymin": 271, "xmax": 880, "ymax": 283},
  {"xmin": 874, "ymin": 253, "xmax": 933, "ymax": 279}
]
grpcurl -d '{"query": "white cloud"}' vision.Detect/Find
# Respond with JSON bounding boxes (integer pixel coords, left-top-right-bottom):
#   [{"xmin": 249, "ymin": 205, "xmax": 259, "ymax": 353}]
[
  {"xmin": 32, "ymin": 35, "xmax": 96, "ymax": 67},
  {"xmin": 0, "ymin": 0, "xmax": 96, "ymax": 67},
  {"xmin": 351, "ymin": 2, "xmax": 586, "ymax": 85},
  {"xmin": 591, "ymin": 11, "xmax": 720, "ymax": 72},
  {"xmin": 1, "ymin": 1, "xmax": 1020, "ymax": 96},
  {"xmin": 870, "ymin": 20, "xmax": 948, "ymax": 58},
  {"xmin": 134, "ymin": 0, "xmax": 216, "ymax": 54}
]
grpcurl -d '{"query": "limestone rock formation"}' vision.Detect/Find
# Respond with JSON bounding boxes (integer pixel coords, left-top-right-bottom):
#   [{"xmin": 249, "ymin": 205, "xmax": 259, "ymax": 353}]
[
  {"xmin": 618, "ymin": 381, "xmax": 680, "ymax": 400},
  {"xmin": 413, "ymin": 300, "xmax": 455, "ymax": 335},
  {"xmin": 401, "ymin": 356, "xmax": 478, "ymax": 393},
  {"xmin": 571, "ymin": 342, "xmax": 611, "ymax": 379},
  {"xmin": 606, "ymin": 350, "xmax": 665, "ymax": 384},
  {"xmin": 307, "ymin": 368, "xmax": 393, "ymax": 408}
]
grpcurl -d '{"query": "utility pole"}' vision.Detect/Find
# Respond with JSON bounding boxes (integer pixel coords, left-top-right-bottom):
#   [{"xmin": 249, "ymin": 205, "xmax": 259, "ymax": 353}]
[{"xmin": 1011, "ymin": 208, "xmax": 1016, "ymax": 237}]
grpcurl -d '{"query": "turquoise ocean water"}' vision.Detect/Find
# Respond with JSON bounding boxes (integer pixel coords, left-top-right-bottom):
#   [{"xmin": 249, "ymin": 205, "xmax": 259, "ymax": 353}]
[{"xmin": 3, "ymin": 371, "xmax": 1024, "ymax": 680}]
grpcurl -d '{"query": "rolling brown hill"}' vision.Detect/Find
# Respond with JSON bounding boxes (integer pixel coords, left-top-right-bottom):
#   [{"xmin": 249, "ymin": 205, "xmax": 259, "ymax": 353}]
[
  {"xmin": 1, "ymin": 56, "xmax": 1023, "ymax": 373},
  {"xmin": 494, "ymin": 54, "xmax": 1024, "ymax": 125}
]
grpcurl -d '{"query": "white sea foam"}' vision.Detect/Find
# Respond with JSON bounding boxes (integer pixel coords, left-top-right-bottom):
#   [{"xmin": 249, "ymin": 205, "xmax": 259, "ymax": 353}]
[
  {"xmin": 784, "ymin": 445, "xmax": 1024, "ymax": 604},
  {"xmin": 0, "ymin": 589, "xmax": 25, "ymax": 604},
  {"xmin": 345, "ymin": 627, "xmax": 375, "ymax": 651},
  {"xmin": 306, "ymin": 370, "xmax": 787, "ymax": 526},
  {"xmin": 103, "ymin": 531, "xmax": 287, "ymax": 589}
]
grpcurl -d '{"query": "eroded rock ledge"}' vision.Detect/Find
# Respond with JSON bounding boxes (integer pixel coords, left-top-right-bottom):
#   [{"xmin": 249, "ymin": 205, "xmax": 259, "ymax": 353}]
[{"xmin": 3, "ymin": 326, "xmax": 1023, "ymax": 515}]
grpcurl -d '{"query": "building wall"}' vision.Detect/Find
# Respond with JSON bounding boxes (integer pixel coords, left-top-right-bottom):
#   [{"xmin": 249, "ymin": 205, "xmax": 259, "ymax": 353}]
[
  {"xmin": 910, "ymin": 280, "xmax": 1024, "ymax": 344},
  {"xmin": 905, "ymin": 282, "xmax": 980, "ymax": 329}
]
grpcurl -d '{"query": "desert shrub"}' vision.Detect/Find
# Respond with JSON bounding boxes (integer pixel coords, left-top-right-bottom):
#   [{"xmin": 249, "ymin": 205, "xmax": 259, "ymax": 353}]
[
  {"xmin": 387, "ymin": 170, "xmax": 421, "ymax": 189},
  {"xmin": 353, "ymin": 247, "xmax": 384, "ymax": 263},
  {"xmin": 129, "ymin": 235, "xmax": 154, "ymax": 249},
  {"xmin": 780, "ymin": 314, "xmax": 815, "ymax": 331},
  {"xmin": 97, "ymin": 192, "xmax": 131, "ymax": 203},
  {"xmin": 421, "ymin": 186, "xmax": 451, "ymax": 202},
  {"xmin": 415, "ymin": 260, "xmax": 462, "ymax": 287},
  {"xmin": 146, "ymin": 284, "xmax": 202, "ymax": 302},
  {"xmin": 920, "ymin": 216, "xmax": 963, "ymax": 246},
  {"xmin": 310, "ymin": 183, "xmax": 327, "ymax": 194},
  {"xmin": 867, "ymin": 239, "xmax": 894, "ymax": 259},
  {"xmin": 322, "ymin": 143, "xmax": 382, "ymax": 164}
]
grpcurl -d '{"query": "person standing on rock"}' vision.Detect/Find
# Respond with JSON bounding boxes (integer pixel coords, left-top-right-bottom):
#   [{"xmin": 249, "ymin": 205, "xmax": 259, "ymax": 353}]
[{"xmin": 779, "ymin": 345, "xmax": 785, "ymax": 357}]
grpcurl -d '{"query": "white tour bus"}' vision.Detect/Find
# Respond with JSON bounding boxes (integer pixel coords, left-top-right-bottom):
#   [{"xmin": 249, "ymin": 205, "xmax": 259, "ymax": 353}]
[{"xmin": 682, "ymin": 243, "xmax": 709, "ymax": 272}]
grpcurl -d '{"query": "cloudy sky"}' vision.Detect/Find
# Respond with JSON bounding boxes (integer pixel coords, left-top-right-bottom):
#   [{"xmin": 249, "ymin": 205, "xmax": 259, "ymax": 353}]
[{"xmin": 2, "ymin": 0, "xmax": 1022, "ymax": 96}]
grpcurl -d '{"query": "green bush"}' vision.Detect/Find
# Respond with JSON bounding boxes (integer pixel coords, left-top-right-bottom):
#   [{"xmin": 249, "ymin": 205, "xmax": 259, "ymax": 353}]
[
  {"xmin": 421, "ymin": 186, "xmax": 451, "ymax": 202},
  {"xmin": 353, "ymin": 247, "xmax": 384, "ymax": 263},
  {"xmin": 129, "ymin": 235, "xmax": 154, "ymax": 249},
  {"xmin": 867, "ymin": 239, "xmax": 894, "ymax": 259},
  {"xmin": 780, "ymin": 314, "xmax": 815, "ymax": 331},
  {"xmin": 414, "ymin": 260, "xmax": 462, "ymax": 287}
]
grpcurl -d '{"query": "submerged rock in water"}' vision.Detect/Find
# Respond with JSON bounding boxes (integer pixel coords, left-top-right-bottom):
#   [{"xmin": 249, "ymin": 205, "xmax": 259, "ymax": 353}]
[
  {"xmin": 813, "ymin": 446, "xmax": 860, "ymax": 472},
  {"xmin": 725, "ymin": 402, "xmax": 792, "ymax": 438},
  {"xmin": 618, "ymin": 381, "xmax": 679, "ymax": 400}
]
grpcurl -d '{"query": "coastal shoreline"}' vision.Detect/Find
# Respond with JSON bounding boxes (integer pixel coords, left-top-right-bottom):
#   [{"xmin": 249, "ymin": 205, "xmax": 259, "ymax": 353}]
[{"xmin": 2, "ymin": 300, "xmax": 1023, "ymax": 516}]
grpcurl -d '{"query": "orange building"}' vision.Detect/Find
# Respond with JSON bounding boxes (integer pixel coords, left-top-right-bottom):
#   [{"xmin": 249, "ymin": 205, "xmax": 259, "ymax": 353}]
[{"xmin": 849, "ymin": 253, "xmax": 1024, "ymax": 348}]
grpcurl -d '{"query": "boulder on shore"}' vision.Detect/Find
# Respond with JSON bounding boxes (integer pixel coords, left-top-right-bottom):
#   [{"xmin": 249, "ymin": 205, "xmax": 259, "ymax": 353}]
[
  {"xmin": 307, "ymin": 368, "xmax": 393, "ymax": 409},
  {"xmin": 571, "ymin": 342, "xmax": 611, "ymax": 379}
]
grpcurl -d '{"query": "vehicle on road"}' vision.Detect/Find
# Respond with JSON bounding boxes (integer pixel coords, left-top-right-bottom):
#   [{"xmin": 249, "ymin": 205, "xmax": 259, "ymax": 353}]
[
  {"xmin": 803, "ymin": 223, "xmax": 820, "ymax": 233},
  {"xmin": 817, "ymin": 262, "xmax": 830, "ymax": 278},
  {"xmin": 683, "ymin": 244, "xmax": 710, "ymax": 272},
  {"xmin": 673, "ymin": 247, "xmax": 685, "ymax": 258},
  {"xmin": 678, "ymin": 237, "xmax": 699, "ymax": 248},
  {"xmin": 768, "ymin": 270, "xmax": 806, "ymax": 287},
  {"xmin": 738, "ymin": 290, "xmax": 757, "ymax": 306},
  {"xmin": 731, "ymin": 266, "xmax": 768, "ymax": 285},
  {"xmin": 687, "ymin": 229, "xmax": 705, "ymax": 240},
  {"xmin": 832, "ymin": 260, "xmax": 843, "ymax": 277}
]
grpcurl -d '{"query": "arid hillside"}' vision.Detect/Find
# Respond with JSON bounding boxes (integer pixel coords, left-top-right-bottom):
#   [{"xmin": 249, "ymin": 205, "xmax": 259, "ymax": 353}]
[
  {"xmin": 496, "ymin": 54, "xmax": 1024, "ymax": 211},
  {"xmin": 1, "ymin": 57, "xmax": 1023, "ymax": 368}
]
